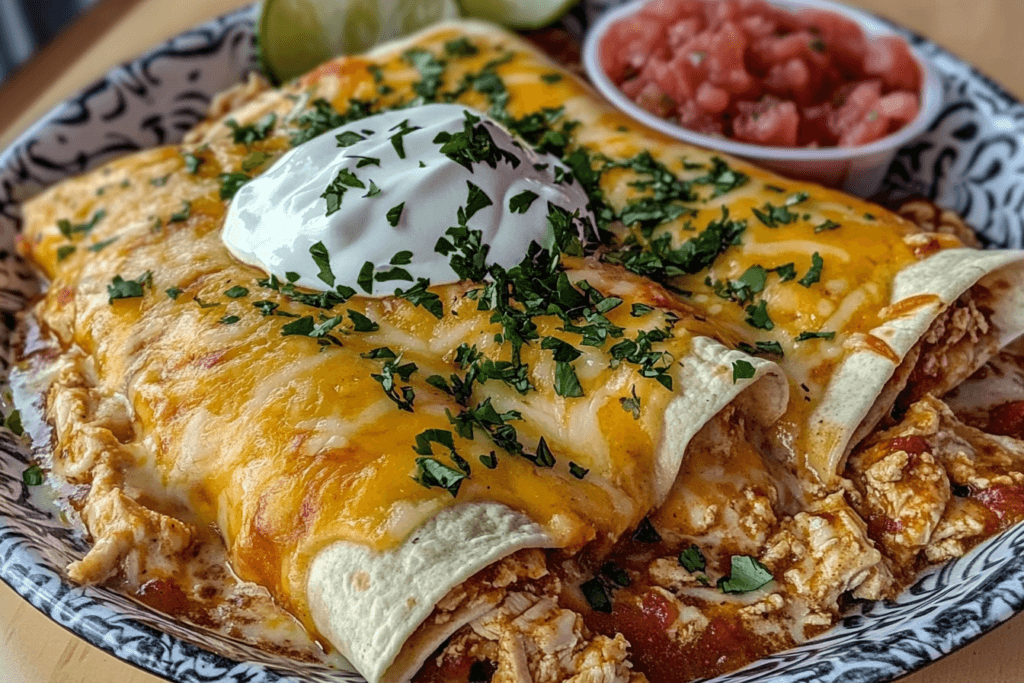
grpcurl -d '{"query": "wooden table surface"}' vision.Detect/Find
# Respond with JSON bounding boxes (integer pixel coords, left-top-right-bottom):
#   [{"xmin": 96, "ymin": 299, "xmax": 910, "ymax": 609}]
[{"xmin": 2, "ymin": 0, "xmax": 1024, "ymax": 682}]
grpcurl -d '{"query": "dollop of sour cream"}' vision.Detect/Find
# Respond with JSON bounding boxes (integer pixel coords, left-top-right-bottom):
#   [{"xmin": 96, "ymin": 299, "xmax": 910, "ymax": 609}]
[{"xmin": 222, "ymin": 103, "xmax": 594, "ymax": 294}]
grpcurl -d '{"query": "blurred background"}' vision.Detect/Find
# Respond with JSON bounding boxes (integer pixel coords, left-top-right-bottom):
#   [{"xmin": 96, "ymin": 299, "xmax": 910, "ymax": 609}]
[{"xmin": 0, "ymin": 0, "xmax": 97, "ymax": 83}]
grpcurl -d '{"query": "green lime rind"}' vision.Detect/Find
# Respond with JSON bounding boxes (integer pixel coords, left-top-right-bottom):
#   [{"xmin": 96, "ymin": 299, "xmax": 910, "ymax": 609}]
[
  {"xmin": 258, "ymin": 0, "xmax": 462, "ymax": 85},
  {"xmin": 457, "ymin": 0, "xmax": 579, "ymax": 29}
]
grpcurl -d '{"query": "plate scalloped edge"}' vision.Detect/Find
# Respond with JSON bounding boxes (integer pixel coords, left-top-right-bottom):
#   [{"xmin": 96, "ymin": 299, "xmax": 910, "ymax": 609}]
[{"xmin": 2, "ymin": 2, "xmax": 1024, "ymax": 683}]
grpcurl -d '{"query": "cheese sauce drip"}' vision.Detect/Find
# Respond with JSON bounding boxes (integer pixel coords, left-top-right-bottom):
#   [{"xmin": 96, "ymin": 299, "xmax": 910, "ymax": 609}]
[{"xmin": 222, "ymin": 103, "xmax": 592, "ymax": 293}]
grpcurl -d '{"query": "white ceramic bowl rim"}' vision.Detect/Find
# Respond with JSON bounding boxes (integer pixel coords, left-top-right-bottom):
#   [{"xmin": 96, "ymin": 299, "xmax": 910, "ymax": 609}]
[{"xmin": 582, "ymin": 0, "xmax": 945, "ymax": 162}]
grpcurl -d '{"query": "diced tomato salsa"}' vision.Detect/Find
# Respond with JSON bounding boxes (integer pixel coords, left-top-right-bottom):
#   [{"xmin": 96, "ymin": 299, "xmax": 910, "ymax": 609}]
[{"xmin": 600, "ymin": 0, "xmax": 923, "ymax": 147}]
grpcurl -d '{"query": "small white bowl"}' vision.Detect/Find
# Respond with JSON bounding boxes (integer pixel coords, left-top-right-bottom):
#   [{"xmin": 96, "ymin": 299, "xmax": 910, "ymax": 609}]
[{"xmin": 582, "ymin": 0, "xmax": 944, "ymax": 197}]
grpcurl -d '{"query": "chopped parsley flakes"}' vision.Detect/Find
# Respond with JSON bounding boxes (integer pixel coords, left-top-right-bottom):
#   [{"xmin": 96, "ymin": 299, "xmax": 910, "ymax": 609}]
[
  {"xmin": 718, "ymin": 555, "xmax": 773, "ymax": 593},
  {"xmin": 226, "ymin": 112, "xmax": 276, "ymax": 146},
  {"xmin": 798, "ymin": 252, "xmax": 824, "ymax": 287},
  {"xmin": 732, "ymin": 359, "xmax": 756, "ymax": 383},
  {"xmin": 107, "ymin": 271, "xmax": 151, "ymax": 303}
]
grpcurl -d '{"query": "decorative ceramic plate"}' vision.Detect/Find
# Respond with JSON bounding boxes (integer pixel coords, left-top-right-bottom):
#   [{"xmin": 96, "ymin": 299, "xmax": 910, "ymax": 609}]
[{"xmin": 2, "ymin": 3, "xmax": 1024, "ymax": 682}]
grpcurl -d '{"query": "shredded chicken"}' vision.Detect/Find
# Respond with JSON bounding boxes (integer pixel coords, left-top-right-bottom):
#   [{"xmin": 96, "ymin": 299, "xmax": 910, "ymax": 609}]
[
  {"xmin": 846, "ymin": 395, "xmax": 1024, "ymax": 575},
  {"xmin": 894, "ymin": 290, "xmax": 998, "ymax": 414},
  {"xmin": 897, "ymin": 198, "xmax": 982, "ymax": 248},
  {"xmin": 428, "ymin": 550, "xmax": 645, "ymax": 683},
  {"xmin": 761, "ymin": 492, "xmax": 893, "ymax": 634}
]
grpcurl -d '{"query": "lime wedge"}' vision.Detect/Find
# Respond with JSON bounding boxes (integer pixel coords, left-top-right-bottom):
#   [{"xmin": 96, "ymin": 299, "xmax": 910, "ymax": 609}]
[
  {"xmin": 457, "ymin": 0, "xmax": 579, "ymax": 29},
  {"xmin": 259, "ymin": 0, "xmax": 461, "ymax": 83}
]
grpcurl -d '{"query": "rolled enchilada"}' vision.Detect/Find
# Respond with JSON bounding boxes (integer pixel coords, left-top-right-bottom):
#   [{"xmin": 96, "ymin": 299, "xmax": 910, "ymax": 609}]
[{"xmin": 15, "ymin": 18, "xmax": 1024, "ymax": 683}]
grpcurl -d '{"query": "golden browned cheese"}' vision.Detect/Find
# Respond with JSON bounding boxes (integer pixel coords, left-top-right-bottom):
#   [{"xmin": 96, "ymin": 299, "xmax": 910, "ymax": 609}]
[{"xmin": 19, "ymin": 24, "xmax": 958, "ymax": 634}]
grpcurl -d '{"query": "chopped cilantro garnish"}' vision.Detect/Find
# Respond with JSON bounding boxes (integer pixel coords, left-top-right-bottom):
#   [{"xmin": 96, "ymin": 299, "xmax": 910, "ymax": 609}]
[
  {"xmin": 224, "ymin": 285, "xmax": 248, "ymax": 298},
  {"xmin": 752, "ymin": 200, "xmax": 797, "ymax": 228},
  {"xmin": 601, "ymin": 562, "xmax": 631, "ymax": 587},
  {"xmin": 57, "ymin": 210, "xmax": 105, "ymax": 239},
  {"xmin": 165, "ymin": 287, "xmax": 183, "ymax": 300},
  {"xmin": 581, "ymin": 578, "xmax": 612, "ymax": 613},
  {"xmin": 795, "ymin": 330, "xmax": 836, "ymax": 342},
  {"xmin": 371, "ymin": 356, "xmax": 418, "ymax": 412},
  {"xmin": 219, "ymin": 172, "xmax": 249, "ymax": 200},
  {"xmin": 814, "ymin": 219, "xmax": 841, "ymax": 233},
  {"xmin": 390, "ymin": 250, "xmax": 413, "ymax": 265},
  {"xmin": 403, "ymin": 48, "xmax": 447, "ymax": 102},
  {"xmin": 553, "ymin": 361, "xmax": 584, "ymax": 397},
  {"xmin": 389, "ymin": 118, "xmax": 421, "ymax": 158},
  {"xmin": 335, "ymin": 130, "xmax": 366, "ymax": 147},
  {"xmin": 606, "ymin": 206, "xmax": 745, "ymax": 282},
  {"xmin": 737, "ymin": 341, "xmax": 784, "ymax": 358},
  {"xmin": 150, "ymin": 174, "xmax": 170, "ymax": 187},
  {"xmin": 732, "ymin": 359, "xmax": 756, "ymax": 383},
  {"xmin": 353, "ymin": 155, "xmax": 380, "ymax": 168},
  {"xmin": 464, "ymin": 181, "xmax": 493, "ymax": 221},
  {"xmin": 281, "ymin": 316, "xmax": 315, "ymax": 336},
  {"xmin": 6, "ymin": 411, "xmax": 23, "ymax": 437},
  {"xmin": 394, "ymin": 278, "xmax": 444, "ymax": 318},
  {"xmin": 107, "ymin": 272, "xmax": 151, "ymax": 303},
  {"xmin": 633, "ymin": 517, "xmax": 662, "ymax": 543},
  {"xmin": 225, "ymin": 112, "xmax": 276, "ymax": 146},
  {"xmin": 309, "ymin": 240, "xmax": 335, "ymax": 287},
  {"xmin": 347, "ymin": 309, "xmax": 379, "ymax": 332},
  {"xmin": 541, "ymin": 73, "xmax": 563, "ymax": 84},
  {"xmin": 786, "ymin": 191, "xmax": 810, "ymax": 206},
  {"xmin": 374, "ymin": 266, "xmax": 412, "ymax": 283},
  {"xmin": 183, "ymin": 152, "xmax": 203, "ymax": 174},
  {"xmin": 744, "ymin": 300, "xmax": 774, "ymax": 330},
  {"xmin": 609, "ymin": 327, "xmax": 674, "ymax": 391},
  {"xmin": 193, "ymin": 296, "xmax": 220, "ymax": 309},
  {"xmin": 56, "ymin": 245, "xmax": 76, "ymax": 261},
  {"xmin": 321, "ymin": 168, "xmax": 365, "ymax": 216},
  {"xmin": 718, "ymin": 555, "xmax": 773, "ymax": 593},
  {"xmin": 798, "ymin": 252, "xmax": 824, "ymax": 287},
  {"xmin": 679, "ymin": 545, "xmax": 706, "ymax": 572},
  {"xmin": 772, "ymin": 263, "xmax": 797, "ymax": 281},
  {"xmin": 694, "ymin": 156, "xmax": 749, "ymax": 197},
  {"xmin": 88, "ymin": 237, "xmax": 118, "ymax": 252},
  {"xmin": 630, "ymin": 303, "xmax": 654, "ymax": 317},
  {"xmin": 363, "ymin": 180, "xmax": 381, "ymax": 198},
  {"xmin": 619, "ymin": 385, "xmax": 641, "ymax": 419},
  {"xmin": 433, "ymin": 110, "xmax": 520, "ymax": 172},
  {"xmin": 479, "ymin": 451, "xmax": 498, "ymax": 469},
  {"xmin": 444, "ymin": 37, "xmax": 479, "ymax": 57},
  {"xmin": 413, "ymin": 457, "xmax": 466, "ymax": 497},
  {"xmin": 357, "ymin": 261, "xmax": 374, "ymax": 294},
  {"xmin": 534, "ymin": 436, "xmax": 556, "ymax": 467},
  {"xmin": 169, "ymin": 201, "xmax": 191, "ymax": 223},
  {"xmin": 289, "ymin": 98, "xmax": 375, "ymax": 146},
  {"xmin": 219, "ymin": 315, "xmax": 240, "ymax": 325},
  {"xmin": 509, "ymin": 190, "xmax": 539, "ymax": 214},
  {"xmin": 569, "ymin": 462, "xmax": 589, "ymax": 479},
  {"xmin": 22, "ymin": 464, "xmax": 43, "ymax": 486},
  {"xmin": 242, "ymin": 151, "xmax": 270, "ymax": 171},
  {"xmin": 412, "ymin": 428, "xmax": 457, "ymax": 456},
  {"xmin": 386, "ymin": 202, "xmax": 405, "ymax": 227}
]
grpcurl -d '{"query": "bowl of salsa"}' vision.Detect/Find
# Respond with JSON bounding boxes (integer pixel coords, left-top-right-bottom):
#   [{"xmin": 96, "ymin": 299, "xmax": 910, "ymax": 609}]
[{"xmin": 582, "ymin": 0, "xmax": 944, "ymax": 196}]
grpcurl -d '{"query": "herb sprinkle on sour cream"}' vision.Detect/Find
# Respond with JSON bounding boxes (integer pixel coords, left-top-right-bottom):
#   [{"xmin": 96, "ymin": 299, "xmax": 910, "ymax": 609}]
[{"xmin": 222, "ymin": 103, "xmax": 594, "ymax": 293}]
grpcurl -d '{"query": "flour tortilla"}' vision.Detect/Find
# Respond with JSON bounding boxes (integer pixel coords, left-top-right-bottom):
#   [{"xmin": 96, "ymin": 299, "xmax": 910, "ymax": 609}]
[
  {"xmin": 306, "ymin": 337, "xmax": 788, "ymax": 683},
  {"xmin": 806, "ymin": 248, "xmax": 1024, "ymax": 480}
]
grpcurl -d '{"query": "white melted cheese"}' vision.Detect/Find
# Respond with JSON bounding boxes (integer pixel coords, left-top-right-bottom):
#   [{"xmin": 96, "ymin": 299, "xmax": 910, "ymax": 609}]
[{"xmin": 222, "ymin": 103, "xmax": 593, "ymax": 293}]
